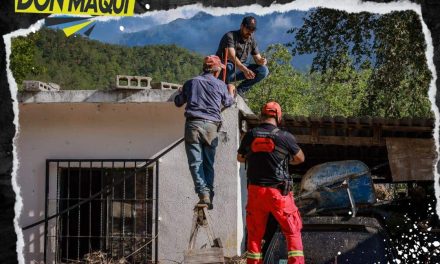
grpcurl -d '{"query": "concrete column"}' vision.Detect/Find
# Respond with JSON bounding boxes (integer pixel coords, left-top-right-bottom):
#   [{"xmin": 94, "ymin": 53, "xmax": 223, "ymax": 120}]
[{"xmin": 158, "ymin": 106, "xmax": 244, "ymax": 263}]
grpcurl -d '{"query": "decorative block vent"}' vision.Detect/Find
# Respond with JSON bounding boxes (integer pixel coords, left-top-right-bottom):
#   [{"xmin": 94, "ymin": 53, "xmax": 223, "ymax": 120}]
[
  {"xmin": 23, "ymin": 81, "xmax": 60, "ymax": 92},
  {"xmin": 151, "ymin": 81, "xmax": 182, "ymax": 90},
  {"xmin": 116, "ymin": 75, "xmax": 152, "ymax": 90}
]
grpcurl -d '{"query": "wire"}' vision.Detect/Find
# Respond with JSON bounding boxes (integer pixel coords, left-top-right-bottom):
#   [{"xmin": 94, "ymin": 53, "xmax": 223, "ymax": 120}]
[
  {"xmin": 123, "ymin": 234, "xmax": 158, "ymax": 259},
  {"xmin": 160, "ymin": 259, "xmax": 183, "ymax": 264}
]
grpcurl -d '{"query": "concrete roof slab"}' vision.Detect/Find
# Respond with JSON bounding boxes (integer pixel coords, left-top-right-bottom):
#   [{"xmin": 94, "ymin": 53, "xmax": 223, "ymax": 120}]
[{"xmin": 18, "ymin": 90, "xmax": 178, "ymax": 104}]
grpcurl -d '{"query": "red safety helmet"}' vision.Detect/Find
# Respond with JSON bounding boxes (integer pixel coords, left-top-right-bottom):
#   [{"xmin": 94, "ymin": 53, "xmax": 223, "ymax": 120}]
[{"xmin": 261, "ymin": 101, "xmax": 282, "ymax": 124}]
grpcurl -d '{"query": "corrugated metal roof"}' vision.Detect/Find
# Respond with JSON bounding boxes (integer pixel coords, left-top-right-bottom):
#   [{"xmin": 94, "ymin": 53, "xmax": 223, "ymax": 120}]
[
  {"xmin": 243, "ymin": 114, "xmax": 434, "ymax": 130},
  {"xmin": 242, "ymin": 114, "xmax": 434, "ymax": 141},
  {"xmin": 241, "ymin": 114, "xmax": 435, "ymax": 181}
]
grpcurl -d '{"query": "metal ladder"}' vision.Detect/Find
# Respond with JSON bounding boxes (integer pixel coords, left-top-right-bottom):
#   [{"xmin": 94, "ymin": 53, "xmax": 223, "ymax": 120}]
[{"xmin": 184, "ymin": 204, "xmax": 224, "ymax": 263}]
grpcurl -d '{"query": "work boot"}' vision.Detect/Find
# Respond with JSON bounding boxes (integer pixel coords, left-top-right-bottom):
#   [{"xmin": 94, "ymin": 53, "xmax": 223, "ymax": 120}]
[{"xmin": 197, "ymin": 193, "xmax": 211, "ymax": 207}]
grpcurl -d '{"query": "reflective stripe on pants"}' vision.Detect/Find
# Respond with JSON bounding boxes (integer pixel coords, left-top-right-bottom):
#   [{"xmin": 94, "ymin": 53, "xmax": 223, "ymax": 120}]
[
  {"xmin": 288, "ymin": 250, "xmax": 304, "ymax": 257},
  {"xmin": 246, "ymin": 185, "xmax": 305, "ymax": 264},
  {"xmin": 247, "ymin": 251, "xmax": 263, "ymax": 260}
]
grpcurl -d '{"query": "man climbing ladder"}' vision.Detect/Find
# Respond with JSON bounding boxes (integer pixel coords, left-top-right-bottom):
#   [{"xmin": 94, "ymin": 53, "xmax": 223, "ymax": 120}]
[{"xmin": 174, "ymin": 55, "xmax": 235, "ymax": 210}]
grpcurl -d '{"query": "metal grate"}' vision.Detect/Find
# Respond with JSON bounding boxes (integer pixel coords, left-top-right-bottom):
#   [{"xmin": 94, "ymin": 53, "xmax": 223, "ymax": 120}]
[{"xmin": 45, "ymin": 160, "xmax": 156, "ymax": 263}]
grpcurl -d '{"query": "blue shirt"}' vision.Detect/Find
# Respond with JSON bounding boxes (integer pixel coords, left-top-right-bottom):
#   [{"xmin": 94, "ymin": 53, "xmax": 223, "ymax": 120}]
[{"xmin": 174, "ymin": 73, "xmax": 234, "ymax": 122}]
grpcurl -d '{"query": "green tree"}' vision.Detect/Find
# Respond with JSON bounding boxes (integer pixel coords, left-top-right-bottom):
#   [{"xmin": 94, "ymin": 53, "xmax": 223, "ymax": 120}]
[
  {"xmin": 365, "ymin": 11, "xmax": 432, "ymax": 117},
  {"xmin": 307, "ymin": 54, "xmax": 371, "ymax": 117},
  {"xmin": 246, "ymin": 44, "xmax": 371, "ymax": 118},
  {"xmin": 288, "ymin": 8, "xmax": 432, "ymax": 118},
  {"xmin": 10, "ymin": 33, "xmax": 44, "ymax": 86},
  {"xmin": 10, "ymin": 28, "xmax": 203, "ymax": 90},
  {"xmin": 246, "ymin": 44, "xmax": 312, "ymax": 116}
]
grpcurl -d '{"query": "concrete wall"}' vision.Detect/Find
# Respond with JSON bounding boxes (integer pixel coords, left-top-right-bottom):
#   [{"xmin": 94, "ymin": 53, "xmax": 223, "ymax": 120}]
[
  {"xmin": 17, "ymin": 101, "xmax": 244, "ymax": 263},
  {"xmin": 17, "ymin": 102, "xmax": 184, "ymax": 263},
  {"xmin": 158, "ymin": 107, "xmax": 244, "ymax": 263}
]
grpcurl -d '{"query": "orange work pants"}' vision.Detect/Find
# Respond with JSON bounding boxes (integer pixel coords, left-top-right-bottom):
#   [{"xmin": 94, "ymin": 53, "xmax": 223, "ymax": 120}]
[{"xmin": 246, "ymin": 184, "xmax": 304, "ymax": 264}]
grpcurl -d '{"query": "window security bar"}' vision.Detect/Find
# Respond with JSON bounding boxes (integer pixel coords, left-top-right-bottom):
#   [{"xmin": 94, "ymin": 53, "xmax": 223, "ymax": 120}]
[{"xmin": 22, "ymin": 138, "xmax": 184, "ymax": 264}]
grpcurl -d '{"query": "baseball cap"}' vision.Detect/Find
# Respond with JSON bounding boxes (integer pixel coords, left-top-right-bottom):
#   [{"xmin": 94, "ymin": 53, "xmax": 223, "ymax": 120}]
[
  {"xmin": 203, "ymin": 55, "xmax": 226, "ymax": 70},
  {"xmin": 242, "ymin": 16, "xmax": 257, "ymax": 31},
  {"xmin": 261, "ymin": 101, "xmax": 282, "ymax": 123}
]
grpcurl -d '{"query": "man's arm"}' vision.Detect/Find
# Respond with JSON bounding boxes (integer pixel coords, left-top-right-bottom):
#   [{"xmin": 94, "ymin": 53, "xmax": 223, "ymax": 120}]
[
  {"xmin": 250, "ymin": 38, "xmax": 266, "ymax": 66},
  {"xmin": 227, "ymin": 84, "xmax": 235, "ymax": 97},
  {"xmin": 253, "ymin": 53, "xmax": 267, "ymax": 66},
  {"xmin": 290, "ymin": 149, "xmax": 305, "ymax": 165},
  {"xmin": 237, "ymin": 132, "xmax": 252, "ymax": 163},
  {"xmin": 174, "ymin": 83, "xmax": 187, "ymax": 107},
  {"xmin": 222, "ymin": 32, "xmax": 255, "ymax": 79},
  {"xmin": 227, "ymin": 47, "xmax": 255, "ymax": 79},
  {"xmin": 237, "ymin": 153, "xmax": 246, "ymax": 163},
  {"xmin": 284, "ymin": 132, "xmax": 305, "ymax": 165},
  {"xmin": 222, "ymin": 83, "xmax": 235, "ymax": 108}
]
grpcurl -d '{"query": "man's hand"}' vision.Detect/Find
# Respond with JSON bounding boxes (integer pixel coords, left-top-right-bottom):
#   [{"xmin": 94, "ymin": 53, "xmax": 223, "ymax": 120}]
[
  {"xmin": 254, "ymin": 54, "xmax": 267, "ymax": 66},
  {"xmin": 227, "ymin": 84, "xmax": 236, "ymax": 97},
  {"xmin": 239, "ymin": 65, "xmax": 256, "ymax": 79},
  {"xmin": 229, "ymin": 47, "xmax": 256, "ymax": 80}
]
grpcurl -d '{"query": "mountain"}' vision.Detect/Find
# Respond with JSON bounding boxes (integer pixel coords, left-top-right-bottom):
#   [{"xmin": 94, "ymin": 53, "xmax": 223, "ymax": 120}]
[
  {"xmin": 87, "ymin": 10, "xmax": 312, "ymax": 70},
  {"xmin": 117, "ymin": 12, "xmax": 240, "ymax": 54}
]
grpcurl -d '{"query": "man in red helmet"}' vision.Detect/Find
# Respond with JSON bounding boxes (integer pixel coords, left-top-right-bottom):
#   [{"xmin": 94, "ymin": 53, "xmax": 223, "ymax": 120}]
[
  {"xmin": 175, "ymin": 55, "xmax": 235, "ymax": 209},
  {"xmin": 237, "ymin": 101, "xmax": 305, "ymax": 264}
]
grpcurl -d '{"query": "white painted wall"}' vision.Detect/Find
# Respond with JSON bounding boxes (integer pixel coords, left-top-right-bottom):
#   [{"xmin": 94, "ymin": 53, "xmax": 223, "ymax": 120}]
[
  {"xmin": 158, "ymin": 107, "xmax": 244, "ymax": 263},
  {"xmin": 17, "ymin": 102, "xmax": 244, "ymax": 263}
]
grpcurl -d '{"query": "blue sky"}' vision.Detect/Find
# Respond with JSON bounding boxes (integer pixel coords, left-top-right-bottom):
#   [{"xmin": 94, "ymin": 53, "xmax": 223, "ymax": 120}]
[{"xmin": 48, "ymin": 9, "xmax": 314, "ymax": 70}]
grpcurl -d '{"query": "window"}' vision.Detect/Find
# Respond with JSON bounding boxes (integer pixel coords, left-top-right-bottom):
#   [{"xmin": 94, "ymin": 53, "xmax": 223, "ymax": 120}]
[{"xmin": 46, "ymin": 160, "xmax": 156, "ymax": 263}]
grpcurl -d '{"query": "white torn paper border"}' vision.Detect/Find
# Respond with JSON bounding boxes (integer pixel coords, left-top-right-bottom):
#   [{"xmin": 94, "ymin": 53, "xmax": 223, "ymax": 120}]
[
  {"xmin": 3, "ymin": 19, "xmax": 45, "ymax": 264},
  {"xmin": 3, "ymin": 0, "xmax": 438, "ymax": 263}
]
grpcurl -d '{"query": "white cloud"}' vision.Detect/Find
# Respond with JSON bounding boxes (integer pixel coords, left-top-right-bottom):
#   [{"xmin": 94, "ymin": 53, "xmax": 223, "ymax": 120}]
[{"xmin": 271, "ymin": 14, "xmax": 293, "ymax": 29}]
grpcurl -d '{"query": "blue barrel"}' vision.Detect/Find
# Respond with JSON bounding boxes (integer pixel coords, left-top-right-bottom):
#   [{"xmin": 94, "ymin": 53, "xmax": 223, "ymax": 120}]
[{"xmin": 299, "ymin": 160, "xmax": 376, "ymax": 210}]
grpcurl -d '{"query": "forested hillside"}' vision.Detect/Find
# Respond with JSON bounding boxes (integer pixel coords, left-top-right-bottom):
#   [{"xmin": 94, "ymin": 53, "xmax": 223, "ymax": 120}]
[
  {"xmin": 10, "ymin": 28, "xmax": 203, "ymax": 90},
  {"xmin": 9, "ymin": 10, "xmax": 433, "ymax": 119}
]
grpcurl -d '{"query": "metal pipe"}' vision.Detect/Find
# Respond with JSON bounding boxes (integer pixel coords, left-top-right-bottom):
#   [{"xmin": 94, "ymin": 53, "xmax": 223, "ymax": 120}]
[
  {"xmin": 222, "ymin": 48, "xmax": 228, "ymax": 82},
  {"xmin": 44, "ymin": 160, "xmax": 49, "ymax": 263},
  {"xmin": 155, "ymin": 160, "xmax": 159, "ymax": 263},
  {"xmin": 77, "ymin": 162, "xmax": 82, "ymax": 260}
]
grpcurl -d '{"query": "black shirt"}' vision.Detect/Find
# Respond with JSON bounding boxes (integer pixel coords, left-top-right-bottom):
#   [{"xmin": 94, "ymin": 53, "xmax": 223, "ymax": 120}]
[
  {"xmin": 237, "ymin": 123, "xmax": 300, "ymax": 185},
  {"xmin": 216, "ymin": 30, "xmax": 259, "ymax": 63}
]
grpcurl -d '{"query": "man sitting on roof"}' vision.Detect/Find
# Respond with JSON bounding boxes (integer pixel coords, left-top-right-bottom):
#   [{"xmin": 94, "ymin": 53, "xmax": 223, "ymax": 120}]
[{"xmin": 216, "ymin": 16, "xmax": 269, "ymax": 97}]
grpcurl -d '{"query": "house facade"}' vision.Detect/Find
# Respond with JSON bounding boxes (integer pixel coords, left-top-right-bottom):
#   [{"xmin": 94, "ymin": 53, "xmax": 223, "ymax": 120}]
[
  {"xmin": 16, "ymin": 88, "xmax": 437, "ymax": 264},
  {"xmin": 17, "ymin": 89, "xmax": 250, "ymax": 263}
]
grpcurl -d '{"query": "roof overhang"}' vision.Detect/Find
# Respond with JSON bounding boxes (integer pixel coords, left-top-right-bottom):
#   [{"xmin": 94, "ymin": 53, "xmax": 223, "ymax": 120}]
[
  {"xmin": 242, "ymin": 114, "xmax": 435, "ymax": 182},
  {"xmin": 242, "ymin": 114, "xmax": 434, "ymax": 146}
]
